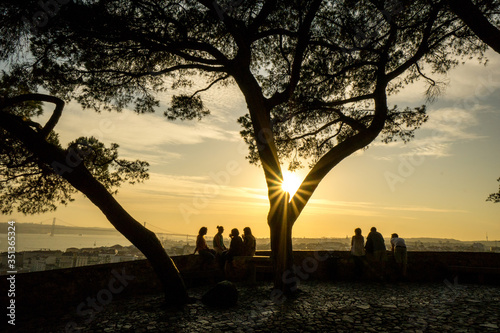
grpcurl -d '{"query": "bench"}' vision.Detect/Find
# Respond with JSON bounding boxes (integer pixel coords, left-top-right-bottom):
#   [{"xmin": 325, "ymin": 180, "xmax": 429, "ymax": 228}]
[
  {"xmin": 224, "ymin": 255, "xmax": 272, "ymax": 283},
  {"xmin": 447, "ymin": 265, "xmax": 500, "ymax": 283}
]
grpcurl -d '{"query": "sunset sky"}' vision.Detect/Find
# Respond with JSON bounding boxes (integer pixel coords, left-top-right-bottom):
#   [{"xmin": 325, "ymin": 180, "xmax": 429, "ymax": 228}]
[{"xmin": 4, "ymin": 50, "xmax": 500, "ymax": 242}]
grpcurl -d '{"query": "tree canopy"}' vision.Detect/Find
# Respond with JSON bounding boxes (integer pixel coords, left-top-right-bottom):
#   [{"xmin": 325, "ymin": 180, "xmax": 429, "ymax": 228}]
[
  {"xmin": 0, "ymin": 72, "xmax": 149, "ymax": 215},
  {"xmin": 487, "ymin": 178, "xmax": 500, "ymax": 203},
  {"xmin": 2, "ymin": 0, "xmax": 488, "ymax": 193},
  {"xmin": 0, "ymin": 77, "xmax": 188, "ymax": 305}
]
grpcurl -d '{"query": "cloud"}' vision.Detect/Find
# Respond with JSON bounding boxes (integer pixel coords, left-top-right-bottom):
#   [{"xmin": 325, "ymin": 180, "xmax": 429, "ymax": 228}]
[
  {"xmin": 131, "ymin": 172, "xmax": 267, "ymax": 202},
  {"xmin": 303, "ymin": 198, "xmax": 467, "ymax": 218},
  {"xmin": 309, "ymin": 199, "xmax": 375, "ymax": 208},
  {"xmin": 380, "ymin": 205, "xmax": 468, "ymax": 214},
  {"xmin": 440, "ymin": 50, "xmax": 500, "ymax": 101},
  {"xmin": 376, "ymin": 51, "xmax": 500, "ymax": 161},
  {"xmin": 372, "ymin": 106, "xmax": 484, "ymax": 160},
  {"xmin": 34, "ymin": 99, "xmax": 242, "ymax": 165},
  {"xmin": 68, "ymin": 105, "xmax": 236, "ymax": 145}
]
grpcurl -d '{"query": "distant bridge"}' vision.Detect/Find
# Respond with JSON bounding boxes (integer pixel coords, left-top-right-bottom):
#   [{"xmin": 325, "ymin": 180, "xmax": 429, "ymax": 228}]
[{"xmin": 36, "ymin": 218, "xmax": 197, "ymax": 240}]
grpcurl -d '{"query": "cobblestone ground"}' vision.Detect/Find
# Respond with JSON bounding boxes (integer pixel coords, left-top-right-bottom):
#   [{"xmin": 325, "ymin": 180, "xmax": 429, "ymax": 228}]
[{"xmin": 21, "ymin": 281, "xmax": 500, "ymax": 332}]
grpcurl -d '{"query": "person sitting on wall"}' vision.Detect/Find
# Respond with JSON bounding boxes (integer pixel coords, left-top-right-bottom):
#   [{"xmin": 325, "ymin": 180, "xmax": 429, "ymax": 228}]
[
  {"xmin": 390, "ymin": 233, "xmax": 407, "ymax": 278},
  {"xmin": 213, "ymin": 225, "xmax": 228, "ymax": 255},
  {"xmin": 242, "ymin": 227, "xmax": 257, "ymax": 256},
  {"xmin": 194, "ymin": 227, "xmax": 216, "ymax": 263},
  {"xmin": 226, "ymin": 228, "xmax": 244, "ymax": 263},
  {"xmin": 213, "ymin": 225, "xmax": 228, "ymax": 268}
]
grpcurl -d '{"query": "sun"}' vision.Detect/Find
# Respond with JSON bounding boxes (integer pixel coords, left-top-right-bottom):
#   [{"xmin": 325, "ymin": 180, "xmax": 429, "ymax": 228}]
[{"xmin": 281, "ymin": 171, "xmax": 302, "ymax": 196}]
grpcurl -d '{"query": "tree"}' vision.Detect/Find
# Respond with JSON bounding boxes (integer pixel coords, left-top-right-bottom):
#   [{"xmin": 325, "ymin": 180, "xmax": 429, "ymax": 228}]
[
  {"xmin": 1, "ymin": 0, "xmax": 487, "ymax": 297},
  {"xmin": 487, "ymin": 178, "xmax": 500, "ymax": 203},
  {"xmin": 437, "ymin": 0, "xmax": 500, "ymax": 202},
  {"xmin": 444, "ymin": 0, "xmax": 500, "ymax": 54},
  {"xmin": 0, "ymin": 74, "xmax": 188, "ymax": 305}
]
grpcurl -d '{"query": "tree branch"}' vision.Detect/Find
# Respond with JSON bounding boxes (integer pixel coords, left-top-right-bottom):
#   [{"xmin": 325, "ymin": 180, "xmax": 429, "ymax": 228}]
[
  {"xmin": 2, "ymin": 93, "xmax": 64, "ymax": 139},
  {"xmin": 288, "ymin": 117, "xmax": 343, "ymax": 141},
  {"xmin": 446, "ymin": 0, "xmax": 500, "ymax": 54},
  {"xmin": 266, "ymin": 0, "xmax": 323, "ymax": 108},
  {"xmin": 189, "ymin": 74, "xmax": 230, "ymax": 98},
  {"xmin": 386, "ymin": 6, "xmax": 440, "ymax": 81},
  {"xmin": 0, "ymin": 171, "xmax": 44, "ymax": 183}
]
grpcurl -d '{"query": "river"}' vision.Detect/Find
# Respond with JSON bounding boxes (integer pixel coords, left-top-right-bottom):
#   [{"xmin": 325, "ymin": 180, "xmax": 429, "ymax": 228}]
[{"xmin": 0, "ymin": 233, "xmax": 132, "ymax": 252}]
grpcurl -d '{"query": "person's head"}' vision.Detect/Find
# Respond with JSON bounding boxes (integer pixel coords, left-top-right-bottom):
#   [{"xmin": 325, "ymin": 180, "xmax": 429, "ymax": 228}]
[
  {"xmin": 391, "ymin": 233, "xmax": 398, "ymax": 239},
  {"xmin": 216, "ymin": 225, "xmax": 224, "ymax": 233},
  {"xmin": 243, "ymin": 227, "xmax": 252, "ymax": 236},
  {"xmin": 198, "ymin": 227, "xmax": 207, "ymax": 236},
  {"xmin": 230, "ymin": 228, "xmax": 239, "ymax": 237},
  {"xmin": 354, "ymin": 228, "xmax": 362, "ymax": 236},
  {"xmin": 370, "ymin": 227, "xmax": 377, "ymax": 232}
]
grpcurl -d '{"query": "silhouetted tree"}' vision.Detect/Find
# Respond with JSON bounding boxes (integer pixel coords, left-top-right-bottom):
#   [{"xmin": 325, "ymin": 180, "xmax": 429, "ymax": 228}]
[
  {"xmin": 1, "ymin": 0, "xmax": 489, "ymax": 296},
  {"xmin": 487, "ymin": 178, "xmax": 500, "ymax": 203},
  {"xmin": 444, "ymin": 0, "xmax": 500, "ymax": 54},
  {"xmin": 0, "ymin": 74, "xmax": 188, "ymax": 305},
  {"xmin": 437, "ymin": 0, "xmax": 500, "ymax": 202}
]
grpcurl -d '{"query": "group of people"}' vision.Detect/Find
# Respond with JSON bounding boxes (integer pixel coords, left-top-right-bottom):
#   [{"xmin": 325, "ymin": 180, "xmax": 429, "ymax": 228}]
[
  {"xmin": 351, "ymin": 227, "xmax": 407, "ymax": 279},
  {"xmin": 194, "ymin": 224, "xmax": 407, "ymax": 278},
  {"xmin": 194, "ymin": 226, "xmax": 256, "ymax": 266}
]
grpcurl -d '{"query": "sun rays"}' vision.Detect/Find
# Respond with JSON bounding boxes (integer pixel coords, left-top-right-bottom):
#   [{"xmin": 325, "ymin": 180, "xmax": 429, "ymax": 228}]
[{"xmin": 281, "ymin": 171, "xmax": 302, "ymax": 197}]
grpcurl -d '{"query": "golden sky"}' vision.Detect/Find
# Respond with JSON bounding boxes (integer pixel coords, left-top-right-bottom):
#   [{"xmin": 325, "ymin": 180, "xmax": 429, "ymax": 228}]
[{"xmin": 4, "ymin": 51, "xmax": 500, "ymax": 242}]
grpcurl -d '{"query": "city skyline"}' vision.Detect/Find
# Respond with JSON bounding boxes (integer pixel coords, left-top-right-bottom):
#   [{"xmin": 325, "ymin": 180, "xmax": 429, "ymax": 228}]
[{"xmin": 4, "ymin": 51, "xmax": 500, "ymax": 242}]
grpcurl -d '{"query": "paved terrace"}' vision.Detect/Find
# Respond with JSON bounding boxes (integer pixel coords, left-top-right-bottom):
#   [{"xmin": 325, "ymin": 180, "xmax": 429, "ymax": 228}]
[{"xmin": 14, "ymin": 280, "xmax": 500, "ymax": 333}]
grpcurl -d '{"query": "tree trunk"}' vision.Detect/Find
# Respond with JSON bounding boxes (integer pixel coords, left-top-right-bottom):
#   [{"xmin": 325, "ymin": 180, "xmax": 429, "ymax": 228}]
[
  {"xmin": 268, "ymin": 192, "xmax": 297, "ymax": 301},
  {"xmin": 447, "ymin": 0, "xmax": 500, "ymax": 54},
  {"xmin": 232, "ymin": 53, "xmax": 390, "ymax": 299},
  {"xmin": 232, "ymin": 67, "xmax": 298, "ymax": 296},
  {"xmin": 0, "ymin": 108, "xmax": 188, "ymax": 306},
  {"xmin": 71, "ymin": 174, "xmax": 189, "ymax": 306}
]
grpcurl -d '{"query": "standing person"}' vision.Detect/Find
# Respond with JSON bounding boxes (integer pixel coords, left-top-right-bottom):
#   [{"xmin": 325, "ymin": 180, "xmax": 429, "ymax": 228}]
[
  {"xmin": 194, "ymin": 227, "xmax": 215, "ymax": 261},
  {"xmin": 351, "ymin": 228, "xmax": 366, "ymax": 279},
  {"xmin": 227, "ymin": 228, "xmax": 244, "ymax": 263},
  {"xmin": 365, "ymin": 227, "xmax": 387, "ymax": 262},
  {"xmin": 365, "ymin": 227, "xmax": 387, "ymax": 279},
  {"xmin": 213, "ymin": 225, "xmax": 227, "ymax": 255},
  {"xmin": 242, "ymin": 227, "xmax": 256, "ymax": 256},
  {"xmin": 390, "ymin": 233, "xmax": 407, "ymax": 278}
]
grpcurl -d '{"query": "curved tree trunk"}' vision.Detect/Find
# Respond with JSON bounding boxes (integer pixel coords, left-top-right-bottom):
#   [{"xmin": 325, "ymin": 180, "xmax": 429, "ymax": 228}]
[
  {"xmin": 446, "ymin": 0, "xmax": 500, "ymax": 54},
  {"xmin": 66, "ymin": 170, "xmax": 188, "ymax": 305},
  {"xmin": 0, "ymin": 104, "xmax": 188, "ymax": 306}
]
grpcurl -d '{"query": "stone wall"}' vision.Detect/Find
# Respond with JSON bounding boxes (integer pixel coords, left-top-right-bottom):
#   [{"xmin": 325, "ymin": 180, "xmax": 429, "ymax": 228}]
[
  {"xmin": 1, "ymin": 251, "xmax": 499, "ymax": 325},
  {"xmin": 282, "ymin": 250, "xmax": 500, "ymax": 283}
]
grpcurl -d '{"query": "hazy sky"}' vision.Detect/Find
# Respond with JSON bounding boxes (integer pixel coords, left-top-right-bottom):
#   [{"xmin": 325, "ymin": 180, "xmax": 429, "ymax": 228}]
[{"xmin": 4, "ymin": 51, "xmax": 500, "ymax": 242}]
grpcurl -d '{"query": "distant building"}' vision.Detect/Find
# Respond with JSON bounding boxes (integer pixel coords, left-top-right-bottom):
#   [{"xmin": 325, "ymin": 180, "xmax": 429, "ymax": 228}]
[
  {"xmin": 471, "ymin": 243, "xmax": 486, "ymax": 252},
  {"xmin": 57, "ymin": 254, "xmax": 74, "ymax": 269},
  {"xmin": 65, "ymin": 247, "xmax": 80, "ymax": 253},
  {"xmin": 490, "ymin": 246, "xmax": 500, "ymax": 253}
]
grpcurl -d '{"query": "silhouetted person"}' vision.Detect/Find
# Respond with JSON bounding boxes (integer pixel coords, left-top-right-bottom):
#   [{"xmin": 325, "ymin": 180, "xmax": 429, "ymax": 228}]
[
  {"xmin": 365, "ymin": 227, "xmax": 387, "ymax": 279},
  {"xmin": 213, "ymin": 225, "xmax": 227, "ymax": 255},
  {"xmin": 242, "ymin": 227, "xmax": 256, "ymax": 256},
  {"xmin": 351, "ymin": 228, "xmax": 366, "ymax": 279},
  {"xmin": 391, "ymin": 233, "xmax": 407, "ymax": 278},
  {"xmin": 194, "ymin": 227, "xmax": 215, "ymax": 262},
  {"xmin": 227, "ymin": 228, "xmax": 244, "ymax": 263}
]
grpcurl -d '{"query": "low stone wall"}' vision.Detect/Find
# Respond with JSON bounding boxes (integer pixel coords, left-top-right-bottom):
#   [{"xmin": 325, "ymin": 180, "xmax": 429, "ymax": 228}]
[
  {"xmin": 284, "ymin": 250, "xmax": 500, "ymax": 283},
  {"xmin": 1, "ymin": 251, "xmax": 499, "ymax": 326},
  {"xmin": 1, "ymin": 259, "xmax": 163, "ymax": 327}
]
